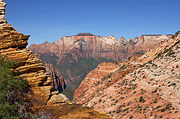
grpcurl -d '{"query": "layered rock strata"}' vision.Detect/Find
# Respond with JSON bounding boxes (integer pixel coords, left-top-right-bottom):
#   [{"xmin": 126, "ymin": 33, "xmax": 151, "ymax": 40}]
[
  {"xmin": 29, "ymin": 33, "xmax": 171, "ymax": 62},
  {"xmin": 0, "ymin": 14, "xmax": 57, "ymax": 112},
  {"xmin": 0, "ymin": 1, "xmax": 111, "ymax": 118},
  {"xmin": 0, "ymin": 0, "xmax": 6, "ymax": 24},
  {"xmin": 73, "ymin": 32, "xmax": 180, "ymax": 119},
  {"xmin": 28, "ymin": 32, "xmax": 172, "ymax": 100}
]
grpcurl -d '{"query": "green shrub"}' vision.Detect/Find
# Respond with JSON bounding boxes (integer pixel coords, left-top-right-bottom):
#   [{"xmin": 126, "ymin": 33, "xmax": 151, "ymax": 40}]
[
  {"xmin": 160, "ymin": 102, "xmax": 172, "ymax": 112},
  {"xmin": 154, "ymin": 98, "xmax": 158, "ymax": 103},
  {"xmin": 123, "ymin": 108, "xmax": 129, "ymax": 112},
  {"xmin": 139, "ymin": 96, "xmax": 145, "ymax": 103},
  {"xmin": 0, "ymin": 56, "xmax": 31, "ymax": 118},
  {"xmin": 152, "ymin": 89, "xmax": 157, "ymax": 93}
]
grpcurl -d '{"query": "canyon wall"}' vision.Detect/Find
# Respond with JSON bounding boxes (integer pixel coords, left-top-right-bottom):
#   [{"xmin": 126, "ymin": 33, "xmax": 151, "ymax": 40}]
[
  {"xmin": 44, "ymin": 63, "xmax": 66, "ymax": 92},
  {"xmin": 73, "ymin": 31, "xmax": 180, "ymax": 119},
  {"xmin": 29, "ymin": 33, "xmax": 171, "ymax": 62}
]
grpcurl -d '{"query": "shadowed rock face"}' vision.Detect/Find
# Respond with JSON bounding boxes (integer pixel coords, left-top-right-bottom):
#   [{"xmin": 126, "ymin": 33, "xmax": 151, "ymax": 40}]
[
  {"xmin": 0, "ymin": 1, "xmax": 112, "ymax": 118},
  {"xmin": 44, "ymin": 63, "xmax": 66, "ymax": 92},
  {"xmin": 73, "ymin": 32, "xmax": 180, "ymax": 119}
]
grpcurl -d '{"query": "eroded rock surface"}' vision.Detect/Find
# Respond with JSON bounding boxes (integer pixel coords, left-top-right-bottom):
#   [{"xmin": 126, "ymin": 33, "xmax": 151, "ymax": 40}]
[
  {"xmin": 0, "ymin": 0, "xmax": 6, "ymax": 24},
  {"xmin": 73, "ymin": 32, "xmax": 180, "ymax": 119},
  {"xmin": 29, "ymin": 33, "xmax": 171, "ymax": 62},
  {"xmin": 28, "ymin": 32, "xmax": 172, "ymax": 100},
  {"xmin": 0, "ymin": 14, "xmax": 62, "ymax": 113}
]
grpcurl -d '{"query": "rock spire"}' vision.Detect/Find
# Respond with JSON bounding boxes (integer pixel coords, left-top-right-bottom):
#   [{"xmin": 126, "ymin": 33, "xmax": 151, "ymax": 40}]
[{"xmin": 0, "ymin": 0, "xmax": 7, "ymax": 24}]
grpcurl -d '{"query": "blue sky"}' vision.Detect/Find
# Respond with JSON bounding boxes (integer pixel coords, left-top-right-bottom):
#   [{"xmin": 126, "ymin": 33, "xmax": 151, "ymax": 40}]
[{"xmin": 4, "ymin": 0, "xmax": 180, "ymax": 47}]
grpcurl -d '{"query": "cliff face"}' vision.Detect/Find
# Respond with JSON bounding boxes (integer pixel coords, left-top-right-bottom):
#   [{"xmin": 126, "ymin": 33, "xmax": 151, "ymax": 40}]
[
  {"xmin": 29, "ymin": 33, "xmax": 170, "ymax": 62},
  {"xmin": 0, "ymin": 16, "xmax": 52, "ymax": 113},
  {"xmin": 28, "ymin": 33, "xmax": 171, "ymax": 100},
  {"xmin": 0, "ymin": 1, "xmax": 57, "ymax": 108},
  {"xmin": 44, "ymin": 63, "xmax": 66, "ymax": 92},
  {"xmin": 0, "ymin": 1, "xmax": 111, "ymax": 118},
  {"xmin": 73, "ymin": 32, "xmax": 180, "ymax": 119}
]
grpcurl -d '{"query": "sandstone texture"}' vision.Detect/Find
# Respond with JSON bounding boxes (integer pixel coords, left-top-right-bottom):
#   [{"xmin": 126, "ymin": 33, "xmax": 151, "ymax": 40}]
[
  {"xmin": 0, "ymin": 1, "xmax": 111, "ymax": 118},
  {"xmin": 0, "ymin": 0, "xmax": 6, "ymax": 25},
  {"xmin": 0, "ymin": 13, "xmax": 64, "ymax": 114},
  {"xmin": 73, "ymin": 32, "xmax": 180, "ymax": 119}
]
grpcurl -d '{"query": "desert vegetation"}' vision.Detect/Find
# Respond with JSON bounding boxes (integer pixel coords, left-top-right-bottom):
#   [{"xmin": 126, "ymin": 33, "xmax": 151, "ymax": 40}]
[{"xmin": 0, "ymin": 56, "xmax": 32, "ymax": 118}]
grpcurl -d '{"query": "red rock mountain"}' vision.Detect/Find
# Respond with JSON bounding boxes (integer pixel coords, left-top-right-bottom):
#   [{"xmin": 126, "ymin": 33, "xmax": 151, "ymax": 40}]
[
  {"xmin": 29, "ymin": 33, "xmax": 171, "ymax": 61},
  {"xmin": 28, "ymin": 33, "xmax": 172, "ymax": 100},
  {"xmin": 73, "ymin": 31, "xmax": 180, "ymax": 119}
]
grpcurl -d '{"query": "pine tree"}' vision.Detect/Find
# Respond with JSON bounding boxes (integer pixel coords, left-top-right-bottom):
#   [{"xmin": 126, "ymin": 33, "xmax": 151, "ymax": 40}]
[{"xmin": 0, "ymin": 56, "xmax": 31, "ymax": 118}]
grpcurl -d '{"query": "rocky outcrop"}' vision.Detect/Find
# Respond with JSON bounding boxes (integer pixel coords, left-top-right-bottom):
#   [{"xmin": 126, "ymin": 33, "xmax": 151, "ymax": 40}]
[
  {"xmin": 73, "ymin": 32, "xmax": 180, "ymax": 119},
  {"xmin": 0, "ymin": 0, "xmax": 7, "ymax": 25},
  {"xmin": 0, "ymin": 18, "xmax": 51, "ymax": 113},
  {"xmin": 0, "ymin": 13, "xmax": 61, "ymax": 114},
  {"xmin": 0, "ymin": 1, "xmax": 111, "ymax": 118},
  {"xmin": 0, "ymin": 1, "xmax": 56, "ymax": 108}
]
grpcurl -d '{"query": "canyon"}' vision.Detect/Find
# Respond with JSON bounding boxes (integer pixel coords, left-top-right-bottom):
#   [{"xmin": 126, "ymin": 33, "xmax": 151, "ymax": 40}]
[
  {"xmin": 29, "ymin": 32, "xmax": 172, "ymax": 100},
  {"xmin": 73, "ymin": 31, "xmax": 180, "ymax": 119},
  {"xmin": 1, "ymin": 0, "xmax": 180, "ymax": 118}
]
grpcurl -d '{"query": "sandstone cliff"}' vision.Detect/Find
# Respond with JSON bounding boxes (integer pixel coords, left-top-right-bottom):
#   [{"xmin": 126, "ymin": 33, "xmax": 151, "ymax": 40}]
[
  {"xmin": 0, "ymin": 1, "xmax": 62, "ymax": 113},
  {"xmin": 28, "ymin": 32, "xmax": 171, "ymax": 100},
  {"xmin": 0, "ymin": 1, "xmax": 111, "ymax": 118},
  {"xmin": 73, "ymin": 31, "xmax": 180, "ymax": 119},
  {"xmin": 29, "ymin": 33, "xmax": 171, "ymax": 62}
]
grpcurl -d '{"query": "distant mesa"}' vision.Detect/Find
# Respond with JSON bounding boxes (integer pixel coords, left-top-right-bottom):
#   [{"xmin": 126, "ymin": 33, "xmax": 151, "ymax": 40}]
[
  {"xmin": 141, "ymin": 34, "xmax": 173, "ymax": 36},
  {"xmin": 75, "ymin": 33, "xmax": 94, "ymax": 36}
]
